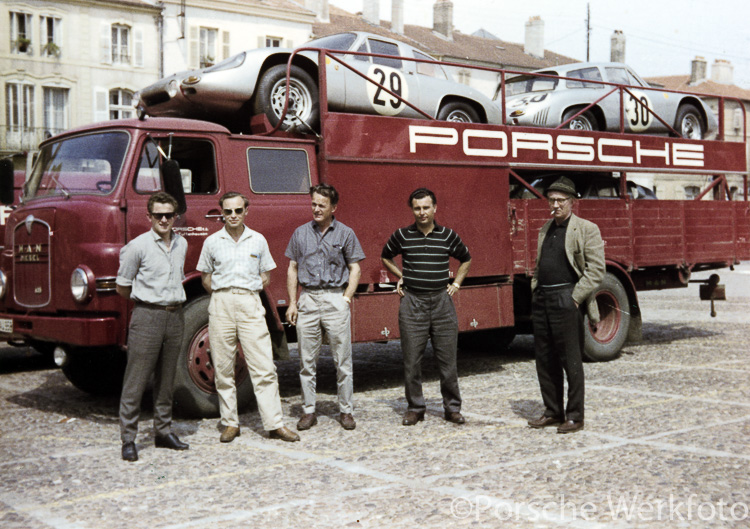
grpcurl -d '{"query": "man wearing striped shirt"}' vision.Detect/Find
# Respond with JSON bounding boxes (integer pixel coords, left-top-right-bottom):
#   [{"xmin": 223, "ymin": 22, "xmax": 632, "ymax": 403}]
[{"xmin": 381, "ymin": 188, "xmax": 472, "ymax": 426}]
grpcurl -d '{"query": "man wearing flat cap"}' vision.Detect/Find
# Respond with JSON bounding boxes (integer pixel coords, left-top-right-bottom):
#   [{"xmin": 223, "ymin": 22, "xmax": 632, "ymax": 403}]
[{"xmin": 528, "ymin": 176, "xmax": 605, "ymax": 434}]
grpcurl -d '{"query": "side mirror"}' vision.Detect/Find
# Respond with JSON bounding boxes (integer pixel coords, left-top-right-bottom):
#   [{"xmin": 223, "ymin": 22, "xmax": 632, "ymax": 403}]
[
  {"xmin": 162, "ymin": 159, "xmax": 187, "ymax": 215},
  {"xmin": 0, "ymin": 159, "xmax": 15, "ymax": 205}
]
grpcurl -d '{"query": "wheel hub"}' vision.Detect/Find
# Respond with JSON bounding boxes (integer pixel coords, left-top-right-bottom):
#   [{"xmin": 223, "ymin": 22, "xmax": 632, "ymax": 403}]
[{"xmin": 186, "ymin": 324, "xmax": 249, "ymax": 394}]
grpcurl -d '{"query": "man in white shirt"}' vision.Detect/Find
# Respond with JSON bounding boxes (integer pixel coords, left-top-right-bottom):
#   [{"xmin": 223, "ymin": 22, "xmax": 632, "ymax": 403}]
[{"xmin": 197, "ymin": 192, "xmax": 299, "ymax": 443}]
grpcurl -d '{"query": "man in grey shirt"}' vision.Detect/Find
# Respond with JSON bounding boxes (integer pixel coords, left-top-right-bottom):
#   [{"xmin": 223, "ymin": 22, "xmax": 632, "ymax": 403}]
[
  {"xmin": 116, "ymin": 192, "xmax": 189, "ymax": 462},
  {"xmin": 286, "ymin": 184, "xmax": 365, "ymax": 431}
]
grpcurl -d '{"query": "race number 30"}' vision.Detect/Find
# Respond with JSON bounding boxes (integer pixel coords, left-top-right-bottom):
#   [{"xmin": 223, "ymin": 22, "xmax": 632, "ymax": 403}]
[
  {"xmin": 366, "ymin": 65, "xmax": 409, "ymax": 116},
  {"xmin": 625, "ymin": 91, "xmax": 653, "ymax": 132}
]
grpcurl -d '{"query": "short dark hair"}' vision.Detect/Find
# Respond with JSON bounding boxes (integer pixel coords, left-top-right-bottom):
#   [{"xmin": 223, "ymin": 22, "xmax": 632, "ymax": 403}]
[
  {"xmin": 408, "ymin": 187, "xmax": 436, "ymax": 207},
  {"xmin": 219, "ymin": 191, "xmax": 249, "ymax": 209},
  {"xmin": 310, "ymin": 183, "xmax": 339, "ymax": 206},
  {"xmin": 148, "ymin": 192, "xmax": 178, "ymax": 214}
]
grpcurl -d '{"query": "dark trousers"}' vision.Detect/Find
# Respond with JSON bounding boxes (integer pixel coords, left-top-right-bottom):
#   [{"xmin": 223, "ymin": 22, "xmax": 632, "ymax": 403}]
[
  {"xmin": 398, "ymin": 289, "xmax": 461, "ymax": 414},
  {"xmin": 119, "ymin": 305, "xmax": 184, "ymax": 443},
  {"xmin": 531, "ymin": 285, "xmax": 585, "ymax": 422}
]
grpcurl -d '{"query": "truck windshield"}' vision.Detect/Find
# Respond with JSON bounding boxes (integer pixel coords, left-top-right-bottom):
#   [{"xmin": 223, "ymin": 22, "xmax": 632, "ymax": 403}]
[{"xmin": 25, "ymin": 132, "xmax": 130, "ymax": 199}]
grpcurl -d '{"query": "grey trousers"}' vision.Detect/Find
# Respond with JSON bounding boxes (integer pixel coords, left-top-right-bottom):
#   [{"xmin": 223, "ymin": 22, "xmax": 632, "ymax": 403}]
[
  {"xmin": 297, "ymin": 288, "xmax": 353, "ymax": 414},
  {"xmin": 119, "ymin": 305, "xmax": 184, "ymax": 443},
  {"xmin": 398, "ymin": 289, "xmax": 461, "ymax": 414}
]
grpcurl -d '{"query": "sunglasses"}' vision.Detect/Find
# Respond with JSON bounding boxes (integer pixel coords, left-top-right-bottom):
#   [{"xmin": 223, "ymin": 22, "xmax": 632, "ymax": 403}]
[
  {"xmin": 223, "ymin": 208, "xmax": 245, "ymax": 216},
  {"xmin": 150, "ymin": 212, "xmax": 176, "ymax": 220}
]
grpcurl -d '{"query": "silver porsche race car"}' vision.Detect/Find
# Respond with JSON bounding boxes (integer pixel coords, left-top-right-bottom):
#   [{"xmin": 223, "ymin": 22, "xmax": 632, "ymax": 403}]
[
  {"xmin": 496, "ymin": 62, "xmax": 717, "ymax": 139},
  {"xmin": 135, "ymin": 31, "xmax": 500, "ymax": 132}
]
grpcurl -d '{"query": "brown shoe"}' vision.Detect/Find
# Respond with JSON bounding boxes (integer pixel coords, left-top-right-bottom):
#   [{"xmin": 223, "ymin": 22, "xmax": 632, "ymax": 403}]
[
  {"xmin": 340, "ymin": 413, "xmax": 356, "ymax": 430},
  {"xmin": 220, "ymin": 426, "xmax": 241, "ymax": 443},
  {"xmin": 528, "ymin": 415, "xmax": 564, "ymax": 429},
  {"xmin": 296, "ymin": 413, "xmax": 317, "ymax": 431},
  {"xmin": 557, "ymin": 420, "xmax": 584, "ymax": 434},
  {"xmin": 444, "ymin": 411, "xmax": 466, "ymax": 424},
  {"xmin": 270, "ymin": 426, "xmax": 300, "ymax": 442},
  {"xmin": 402, "ymin": 411, "xmax": 425, "ymax": 426}
]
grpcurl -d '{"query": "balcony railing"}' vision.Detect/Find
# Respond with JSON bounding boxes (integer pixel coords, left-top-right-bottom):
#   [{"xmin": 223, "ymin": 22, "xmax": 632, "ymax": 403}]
[{"xmin": 1, "ymin": 126, "xmax": 62, "ymax": 152}]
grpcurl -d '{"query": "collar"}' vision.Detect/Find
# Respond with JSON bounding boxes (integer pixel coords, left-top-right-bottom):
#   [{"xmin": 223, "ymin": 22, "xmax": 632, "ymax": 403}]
[
  {"xmin": 407, "ymin": 222, "xmax": 442, "ymax": 235},
  {"xmin": 311, "ymin": 217, "xmax": 337, "ymax": 233},
  {"xmin": 219, "ymin": 224, "xmax": 252, "ymax": 241},
  {"xmin": 552, "ymin": 215, "xmax": 572, "ymax": 229},
  {"xmin": 150, "ymin": 228, "xmax": 175, "ymax": 244}
]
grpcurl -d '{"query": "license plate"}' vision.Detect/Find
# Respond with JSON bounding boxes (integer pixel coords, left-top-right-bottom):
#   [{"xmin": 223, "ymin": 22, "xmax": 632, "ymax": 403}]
[{"xmin": 0, "ymin": 318, "xmax": 12, "ymax": 333}]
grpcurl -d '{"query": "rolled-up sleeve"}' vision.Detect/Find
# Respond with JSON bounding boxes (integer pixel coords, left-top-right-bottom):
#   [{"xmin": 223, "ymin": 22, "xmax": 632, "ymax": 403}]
[{"xmin": 116, "ymin": 242, "xmax": 140, "ymax": 287}]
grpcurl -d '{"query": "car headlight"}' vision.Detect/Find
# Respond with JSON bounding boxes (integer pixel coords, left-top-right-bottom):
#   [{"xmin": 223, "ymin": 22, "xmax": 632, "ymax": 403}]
[
  {"xmin": 132, "ymin": 91, "xmax": 141, "ymax": 108},
  {"xmin": 203, "ymin": 52, "xmax": 246, "ymax": 73},
  {"xmin": 167, "ymin": 79, "xmax": 179, "ymax": 98},
  {"xmin": 0, "ymin": 269, "xmax": 6, "ymax": 300},
  {"xmin": 71, "ymin": 266, "xmax": 94, "ymax": 303},
  {"xmin": 510, "ymin": 110, "xmax": 526, "ymax": 117}
]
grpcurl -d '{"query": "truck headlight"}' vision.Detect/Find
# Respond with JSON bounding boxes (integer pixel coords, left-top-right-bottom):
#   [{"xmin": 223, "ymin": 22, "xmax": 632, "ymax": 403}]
[
  {"xmin": 71, "ymin": 266, "xmax": 94, "ymax": 303},
  {"xmin": 0, "ymin": 269, "xmax": 6, "ymax": 299}
]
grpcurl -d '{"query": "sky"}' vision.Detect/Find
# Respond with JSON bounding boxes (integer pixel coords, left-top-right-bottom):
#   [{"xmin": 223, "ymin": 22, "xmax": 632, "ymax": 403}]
[{"xmin": 327, "ymin": 0, "xmax": 750, "ymax": 89}]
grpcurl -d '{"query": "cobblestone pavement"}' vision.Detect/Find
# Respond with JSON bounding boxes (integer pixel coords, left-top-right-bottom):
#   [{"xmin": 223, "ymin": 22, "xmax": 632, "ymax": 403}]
[{"xmin": 0, "ymin": 265, "xmax": 748, "ymax": 528}]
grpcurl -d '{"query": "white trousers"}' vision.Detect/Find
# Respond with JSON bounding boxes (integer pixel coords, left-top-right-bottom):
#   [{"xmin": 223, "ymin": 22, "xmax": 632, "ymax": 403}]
[{"xmin": 209, "ymin": 289, "xmax": 283, "ymax": 430}]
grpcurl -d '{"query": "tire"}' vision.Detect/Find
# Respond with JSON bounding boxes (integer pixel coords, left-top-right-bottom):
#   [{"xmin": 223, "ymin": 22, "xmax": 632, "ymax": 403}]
[
  {"xmin": 562, "ymin": 108, "xmax": 598, "ymax": 131},
  {"xmin": 583, "ymin": 272, "xmax": 630, "ymax": 362},
  {"xmin": 437, "ymin": 101, "xmax": 481, "ymax": 123},
  {"xmin": 457, "ymin": 328, "xmax": 516, "ymax": 351},
  {"xmin": 674, "ymin": 104, "xmax": 704, "ymax": 139},
  {"xmin": 253, "ymin": 64, "xmax": 319, "ymax": 132},
  {"xmin": 62, "ymin": 347, "xmax": 127, "ymax": 396},
  {"xmin": 172, "ymin": 296, "xmax": 255, "ymax": 418}
]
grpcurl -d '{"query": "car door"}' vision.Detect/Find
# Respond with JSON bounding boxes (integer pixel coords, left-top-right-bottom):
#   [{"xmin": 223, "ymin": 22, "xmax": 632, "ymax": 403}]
[{"xmin": 605, "ymin": 66, "xmax": 666, "ymax": 134}]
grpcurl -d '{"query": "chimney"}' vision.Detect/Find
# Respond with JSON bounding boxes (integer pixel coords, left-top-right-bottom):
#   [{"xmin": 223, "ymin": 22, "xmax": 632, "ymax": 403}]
[
  {"xmin": 690, "ymin": 56, "xmax": 707, "ymax": 84},
  {"xmin": 711, "ymin": 59, "xmax": 734, "ymax": 85},
  {"xmin": 363, "ymin": 0, "xmax": 380, "ymax": 26},
  {"xmin": 304, "ymin": 0, "xmax": 329, "ymax": 22},
  {"xmin": 610, "ymin": 30, "xmax": 625, "ymax": 63},
  {"xmin": 392, "ymin": 0, "xmax": 404, "ymax": 35},
  {"xmin": 433, "ymin": 0, "xmax": 453, "ymax": 40},
  {"xmin": 524, "ymin": 16, "xmax": 544, "ymax": 59}
]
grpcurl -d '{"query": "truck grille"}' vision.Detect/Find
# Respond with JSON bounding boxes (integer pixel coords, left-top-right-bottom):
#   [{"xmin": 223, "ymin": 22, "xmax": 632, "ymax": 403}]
[{"xmin": 13, "ymin": 216, "xmax": 52, "ymax": 308}]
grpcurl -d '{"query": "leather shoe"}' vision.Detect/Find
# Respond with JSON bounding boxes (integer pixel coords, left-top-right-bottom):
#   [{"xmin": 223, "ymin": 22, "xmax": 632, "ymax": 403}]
[
  {"xmin": 528, "ymin": 415, "xmax": 564, "ymax": 429},
  {"xmin": 155, "ymin": 433, "xmax": 189, "ymax": 450},
  {"xmin": 444, "ymin": 411, "xmax": 466, "ymax": 424},
  {"xmin": 122, "ymin": 442, "xmax": 138, "ymax": 462},
  {"xmin": 402, "ymin": 411, "xmax": 425, "ymax": 426},
  {"xmin": 270, "ymin": 426, "xmax": 300, "ymax": 442},
  {"xmin": 340, "ymin": 413, "xmax": 356, "ymax": 430},
  {"xmin": 296, "ymin": 413, "xmax": 317, "ymax": 431},
  {"xmin": 557, "ymin": 419, "xmax": 584, "ymax": 434},
  {"xmin": 220, "ymin": 426, "xmax": 241, "ymax": 443}
]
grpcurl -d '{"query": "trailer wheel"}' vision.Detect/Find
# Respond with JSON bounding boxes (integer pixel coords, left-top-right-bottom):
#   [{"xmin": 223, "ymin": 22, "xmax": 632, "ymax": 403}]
[
  {"xmin": 674, "ymin": 103, "xmax": 704, "ymax": 139},
  {"xmin": 62, "ymin": 347, "xmax": 127, "ymax": 396},
  {"xmin": 562, "ymin": 108, "xmax": 599, "ymax": 131},
  {"xmin": 583, "ymin": 272, "xmax": 630, "ymax": 362},
  {"xmin": 457, "ymin": 328, "xmax": 516, "ymax": 351},
  {"xmin": 172, "ymin": 296, "xmax": 255, "ymax": 418},
  {"xmin": 254, "ymin": 64, "xmax": 319, "ymax": 132},
  {"xmin": 437, "ymin": 102, "xmax": 481, "ymax": 123}
]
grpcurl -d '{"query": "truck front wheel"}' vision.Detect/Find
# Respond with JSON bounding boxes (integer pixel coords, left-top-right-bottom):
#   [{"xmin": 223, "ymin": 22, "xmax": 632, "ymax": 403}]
[
  {"xmin": 62, "ymin": 347, "xmax": 127, "ymax": 396},
  {"xmin": 172, "ymin": 296, "xmax": 255, "ymax": 418},
  {"xmin": 583, "ymin": 272, "xmax": 630, "ymax": 361}
]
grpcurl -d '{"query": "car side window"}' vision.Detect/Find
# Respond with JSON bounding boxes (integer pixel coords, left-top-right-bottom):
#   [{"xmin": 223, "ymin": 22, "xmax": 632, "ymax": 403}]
[
  {"xmin": 626, "ymin": 70, "xmax": 644, "ymax": 87},
  {"xmin": 566, "ymin": 67, "xmax": 603, "ymax": 89},
  {"xmin": 247, "ymin": 148, "xmax": 310, "ymax": 193},
  {"xmin": 354, "ymin": 41, "xmax": 369, "ymax": 62},
  {"xmin": 413, "ymin": 50, "xmax": 446, "ymax": 79},
  {"xmin": 605, "ymin": 67, "xmax": 630, "ymax": 86},
  {"xmin": 368, "ymin": 39, "xmax": 402, "ymax": 69},
  {"xmin": 135, "ymin": 138, "xmax": 218, "ymax": 194}
]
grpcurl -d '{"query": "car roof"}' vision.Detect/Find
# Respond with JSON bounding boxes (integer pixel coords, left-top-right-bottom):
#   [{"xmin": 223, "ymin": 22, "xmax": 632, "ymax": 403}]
[{"xmin": 535, "ymin": 62, "xmax": 632, "ymax": 74}]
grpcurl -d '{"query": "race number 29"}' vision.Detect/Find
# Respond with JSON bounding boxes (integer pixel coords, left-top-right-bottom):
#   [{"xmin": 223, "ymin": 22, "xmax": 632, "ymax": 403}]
[{"xmin": 367, "ymin": 65, "xmax": 409, "ymax": 116}]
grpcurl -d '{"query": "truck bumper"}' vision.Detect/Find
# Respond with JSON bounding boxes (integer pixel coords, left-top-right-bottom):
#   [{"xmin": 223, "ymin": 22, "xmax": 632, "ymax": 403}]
[{"xmin": 0, "ymin": 313, "xmax": 120, "ymax": 346}]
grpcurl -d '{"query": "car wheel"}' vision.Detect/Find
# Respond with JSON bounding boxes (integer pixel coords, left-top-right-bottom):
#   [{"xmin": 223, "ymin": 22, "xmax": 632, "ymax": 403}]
[
  {"xmin": 583, "ymin": 273, "xmax": 630, "ymax": 362},
  {"xmin": 254, "ymin": 64, "xmax": 319, "ymax": 132},
  {"xmin": 437, "ymin": 102, "xmax": 481, "ymax": 123},
  {"xmin": 674, "ymin": 104, "xmax": 704, "ymax": 139},
  {"xmin": 562, "ymin": 108, "xmax": 598, "ymax": 131}
]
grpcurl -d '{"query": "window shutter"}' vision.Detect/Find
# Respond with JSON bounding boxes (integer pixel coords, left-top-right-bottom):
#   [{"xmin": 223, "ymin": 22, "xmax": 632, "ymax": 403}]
[
  {"xmin": 287, "ymin": 40, "xmax": 293, "ymax": 48},
  {"xmin": 257, "ymin": 36, "xmax": 264, "ymax": 49},
  {"xmin": 101, "ymin": 24, "xmax": 112, "ymax": 64},
  {"xmin": 94, "ymin": 88, "xmax": 109, "ymax": 122},
  {"xmin": 134, "ymin": 27, "xmax": 144, "ymax": 67},
  {"xmin": 188, "ymin": 26, "xmax": 199, "ymax": 69},
  {"xmin": 222, "ymin": 31, "xmax": 230, "ymax": 59}
]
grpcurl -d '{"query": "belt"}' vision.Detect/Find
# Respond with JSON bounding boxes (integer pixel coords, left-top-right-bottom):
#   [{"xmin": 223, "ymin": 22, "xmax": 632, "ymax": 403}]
[
  {"xmin": 303, "ymin": 286, "xmax": 344, "ymax": 292},
  {"xmin": 538, "ymin": 283, "xmax": 574, "ymax": 291},
  {"xmin": 135, "ymin": 301, "xmax": 183, "ymax": 312},
  {"xmin": 215, "ymin": 287, "xmax": 259, "ymax": 295}
]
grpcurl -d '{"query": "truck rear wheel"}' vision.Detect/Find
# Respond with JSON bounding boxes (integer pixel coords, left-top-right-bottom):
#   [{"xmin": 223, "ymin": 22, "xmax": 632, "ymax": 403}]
[
  {"xmin": 62, "ymin": 347, "xmax": 127, "ymax": 396},
  {"xmin": 172, "ymin": 296, "xmax": 255, "ymax": 418},
  {"xmin": 583, "ymin": 272, "xmax": 630, "ymax": 362}
]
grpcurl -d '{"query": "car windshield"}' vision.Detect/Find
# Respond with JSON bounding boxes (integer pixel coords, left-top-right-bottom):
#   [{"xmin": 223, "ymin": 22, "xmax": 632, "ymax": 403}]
[
  {"xmin": 305, "ymin": 33, "xmax": 358, "ymax": 51},
  {"xmin": 25, "ymin": 132, "xmax": 130, "ymax": 199},
  {"xmin": 498, "ymin": 74, "xmax": 559, "ymax": 99}
]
